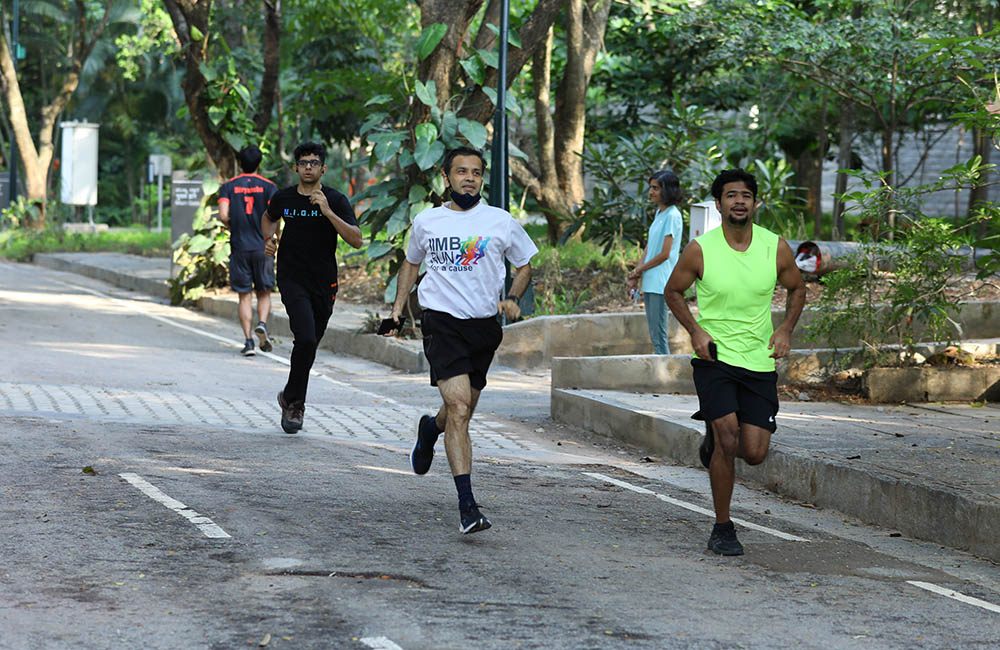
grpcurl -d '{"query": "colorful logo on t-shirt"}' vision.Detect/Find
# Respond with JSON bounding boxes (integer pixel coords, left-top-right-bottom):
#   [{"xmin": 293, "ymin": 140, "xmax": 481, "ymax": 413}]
[{"xmin": 427, "ymin": 235, "xmax": 491, "ymax": 272}]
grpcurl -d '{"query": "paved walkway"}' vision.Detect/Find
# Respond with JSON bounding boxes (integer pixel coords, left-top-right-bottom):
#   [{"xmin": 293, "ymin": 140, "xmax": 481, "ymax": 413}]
[{"xmin": 28, "ymin": 251, "xmax": 1000, "ymax": 563}]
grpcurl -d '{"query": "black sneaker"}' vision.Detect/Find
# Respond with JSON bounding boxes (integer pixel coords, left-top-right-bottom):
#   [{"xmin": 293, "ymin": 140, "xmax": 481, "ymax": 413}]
[
  {"xmin": 254, "ymin": 322, "xmax": 272, "ymax": 352},
  {"xmin": 241, "ymin": 339, "xmax": 255, "ymax": 357},
  {"xmin": 699, "ymin": 421, "xmax": 714, "ymax": 469},
  {"xmin": 410, "ymin": 415, "xmax": 440, "ymax": 475},
  {"xmin": 277, "ymin": 391, "xmax": 304, "ymax": 434},
  {"xmin": 707, "ymin": 521, "xmax": 744, "ymax": 556},
  {"xmin": 459, "ymin": 503, "xmax": 492, "ymax": 535}
]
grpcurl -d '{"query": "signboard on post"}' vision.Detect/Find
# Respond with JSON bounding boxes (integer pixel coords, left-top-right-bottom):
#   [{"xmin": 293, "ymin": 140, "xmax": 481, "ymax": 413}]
[
  {"xmin": 170, "ymin": 171, "xmax": 205, "ymax": 278},
  {"xmin": 149, "ymin": 154, "xmax": 172, "ymax": 233},
  {"xmin": 0, "ymin": 171, "xmax": 9, "ymax": 211}
]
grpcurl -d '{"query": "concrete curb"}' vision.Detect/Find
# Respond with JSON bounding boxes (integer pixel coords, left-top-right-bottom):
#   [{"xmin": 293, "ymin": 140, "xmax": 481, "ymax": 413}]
[
  {"xmin": 551, "ymin": 387, "xmax": 1000, "ymax": 563},
  {"xmin": 34, "ymin": 253, "xmax": 171, "ymax": 299},
  {"xmin": 32, "ymin": 252, "xmax": 429, "ymax": 373}
]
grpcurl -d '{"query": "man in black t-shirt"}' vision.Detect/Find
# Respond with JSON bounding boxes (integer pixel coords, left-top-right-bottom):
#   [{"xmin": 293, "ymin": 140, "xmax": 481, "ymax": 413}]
[
  {"xmin": 218, "ymin": 145, "xmax": 278, "ymax": 356},
  {"xmin": 261, "ymin": 142, "xmax": 363, "ymax": 433}
]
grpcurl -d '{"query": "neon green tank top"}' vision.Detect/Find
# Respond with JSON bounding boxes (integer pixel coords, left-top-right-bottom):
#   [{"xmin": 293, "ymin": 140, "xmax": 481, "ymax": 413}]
[{"xmin": 695, "ymin": 224, "xmax": 780, "ymax": 371}]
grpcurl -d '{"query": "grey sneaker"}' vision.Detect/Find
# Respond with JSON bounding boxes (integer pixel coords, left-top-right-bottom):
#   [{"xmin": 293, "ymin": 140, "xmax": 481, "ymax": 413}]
[
  {"xmin": 707, "ymin": 521, "xmax": 744, "ymax": 556},
  {"xmin": 254, "ymin": 322, "xmax": 272, "ymax": 352},
  {"xmin": 277, "ymin": 391, "xmax": 304, "ymax": 434},
  {"xmin": 241, "ymin": 340, "xmax": 255, "ymax": 356}
]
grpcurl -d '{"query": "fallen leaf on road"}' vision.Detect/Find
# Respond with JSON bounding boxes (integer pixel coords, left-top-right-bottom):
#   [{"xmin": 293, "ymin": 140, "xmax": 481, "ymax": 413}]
[
  {"xmin": 259, "ymin": 633, "xmax": 271, "ymax": 647},
  {"xmin": 81, "ymin": 466, "xmax": 97, "ymax": 475}
]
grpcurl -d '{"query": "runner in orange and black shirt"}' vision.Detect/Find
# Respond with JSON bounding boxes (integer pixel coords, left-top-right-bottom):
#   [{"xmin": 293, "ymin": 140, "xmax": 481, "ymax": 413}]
[
  {"xmin": 218, "ymin": 145, "xmax": 278, "ymax": 356},
  {"xmin": 261, "ymin": 141, "xmax": 363, "ymax": 433}
]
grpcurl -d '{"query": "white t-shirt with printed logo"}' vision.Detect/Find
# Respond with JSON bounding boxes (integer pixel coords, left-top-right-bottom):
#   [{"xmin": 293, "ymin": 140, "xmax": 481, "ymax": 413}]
[{"xmin": 406, "ymin": 201, "xmax": 538, "ymax": 319}]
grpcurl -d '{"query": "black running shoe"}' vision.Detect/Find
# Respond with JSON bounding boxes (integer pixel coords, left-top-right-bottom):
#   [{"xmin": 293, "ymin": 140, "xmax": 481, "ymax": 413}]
[
  {"xmin": 254, "ymin": 322, "xmax": 272, "ymax": 353},
  {"xmin": 707, "ymin": 520, "xmax": 744, "ymax": 556},
  {"xmin": 410, "ymin": 414, "xmax": 439, "ymax": 475},
  {"xmin": 277, "ymin": 391, "xmax": 304, "ymax": 434},
  {"xmin": 699, "ymin": 421, "xmax": 714, "ymax": 468},
  {"xmin": 459, "ymin": 503, "xmax": 492, "ymax": 535},
  {"xmin": 241, "ymin": 340, "xmax": 255, "ymax": 357}
]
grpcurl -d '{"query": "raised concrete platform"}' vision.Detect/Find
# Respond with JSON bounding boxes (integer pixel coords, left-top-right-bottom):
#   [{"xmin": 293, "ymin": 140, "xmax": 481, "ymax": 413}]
[{"xmin": 551, "ymin": 388, "xmax": 1000, "ymax": 563}]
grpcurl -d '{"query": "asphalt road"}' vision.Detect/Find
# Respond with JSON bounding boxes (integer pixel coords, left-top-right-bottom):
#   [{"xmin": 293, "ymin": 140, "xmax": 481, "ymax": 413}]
[{"xmin": 2, "ymin": 260, "xmax": 999, "ymax": 650}]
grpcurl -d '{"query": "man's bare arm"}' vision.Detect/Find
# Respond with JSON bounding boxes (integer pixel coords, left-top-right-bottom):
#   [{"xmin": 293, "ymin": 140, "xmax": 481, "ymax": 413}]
[
  {"xmin": 665, "ymin": 241, "xmax": 713, "ymax": 359},
  {"xmin": 383, "ymin": 260, "xmax": 421, "ymax": 335},
  {"xmin": 218, "ymin": 201, "xmax": 230, "ymax": 229},
  {"xmin": 499, "ymin": 263, "xmax": 532, "ymax": 320},
  {"xmin": 769, "ymin": 238, "xmax": 806, "ymax": 358}
]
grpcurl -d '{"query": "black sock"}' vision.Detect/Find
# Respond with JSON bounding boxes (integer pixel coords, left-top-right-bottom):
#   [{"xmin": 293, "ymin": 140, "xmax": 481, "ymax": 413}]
[
  {"xmin": 713, "ymin": 520, "xmax": 734, "ymax": 533},
  {"xmin": 454, "ymin": 474, "xmax": 474, "ymax": 510},
  {"xmin": 246, "ymin": 338, "xmax": 254, "ymax": 345}
]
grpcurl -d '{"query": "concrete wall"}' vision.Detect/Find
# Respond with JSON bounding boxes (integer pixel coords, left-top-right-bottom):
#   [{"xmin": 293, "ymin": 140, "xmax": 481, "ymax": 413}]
[{"xmin": 497, "ymin": 301, "xmax": 1000, "ymax": 370}]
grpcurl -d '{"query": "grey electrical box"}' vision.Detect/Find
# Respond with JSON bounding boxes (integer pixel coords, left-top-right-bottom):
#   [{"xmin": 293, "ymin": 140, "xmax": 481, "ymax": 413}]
[{"xmin": 60, "ymin": 121, "xmax": 99, "ymax": 206}]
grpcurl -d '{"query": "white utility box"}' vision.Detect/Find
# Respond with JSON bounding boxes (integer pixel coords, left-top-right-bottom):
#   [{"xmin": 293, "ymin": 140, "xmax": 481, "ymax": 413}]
[
  {"xmin": 689, "ymin": 200, "xmax": 721, "ymax": 240},
  {"xmin": 59, "ymin": 121, "xmax": 99, "ymax": 205}
]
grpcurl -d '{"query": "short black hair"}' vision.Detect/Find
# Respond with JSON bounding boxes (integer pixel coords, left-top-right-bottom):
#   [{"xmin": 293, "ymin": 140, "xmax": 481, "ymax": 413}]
[
  {"xmin": 237, "ymin": 145, "xmax": 262, "ymax": 174},
  {"xmin": 294, "ymin": 141, "xmax": 325, "ymax": 164},
  {"xmin": 443, "ymin": 147, "xmax": 486, "ymax": 174},
  {"xmin": 711, "ymin": 168, "xmax": 757, "ymax": 200},
  {"xmin": 649, "ymin": 170, "xmax": 682, "ymax": 206}
]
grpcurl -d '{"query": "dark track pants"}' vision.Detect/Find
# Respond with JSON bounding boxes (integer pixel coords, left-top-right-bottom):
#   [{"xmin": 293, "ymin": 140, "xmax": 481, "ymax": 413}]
[{"xmin": 279, "ymin": 278, "xmax": 334, "ymax": 404}]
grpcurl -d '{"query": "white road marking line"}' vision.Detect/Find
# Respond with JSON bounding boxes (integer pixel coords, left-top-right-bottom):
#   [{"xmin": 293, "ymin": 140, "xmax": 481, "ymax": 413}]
[
  {"xmin": 52, "ymin": 277, "xmax": 404, "ymax": 406},
  {"xmin": 906, "ymin": 581, "xmax": 1000, "ymax": 614},
  {"xmin": 360, "ymin": 637, "xmax": 405, "ymax": 650},
  {"xmin": 583, "ymin": 472, "xmax": 809, "ymax": 542},
  {"xmin": 119, "ymin": 472, "xmax": 231, "ymax": 539}
]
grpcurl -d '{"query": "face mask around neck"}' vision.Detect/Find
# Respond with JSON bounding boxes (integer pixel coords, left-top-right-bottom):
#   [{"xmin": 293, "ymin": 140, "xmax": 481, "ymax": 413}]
[{"xmin": 449, "ymin": 190, "xmax": 481, "ymax": 210}]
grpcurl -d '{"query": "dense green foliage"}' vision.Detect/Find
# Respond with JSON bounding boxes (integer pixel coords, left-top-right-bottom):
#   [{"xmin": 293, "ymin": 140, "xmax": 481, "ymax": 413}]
[{"xmin": 0, "ymin": 227, "xmax": 170, "ymax": 262}]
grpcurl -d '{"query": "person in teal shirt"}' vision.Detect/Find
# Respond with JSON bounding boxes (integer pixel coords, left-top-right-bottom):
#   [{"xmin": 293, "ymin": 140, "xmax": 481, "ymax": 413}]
[{"xmin": 627, "ymin": 171, "xmax": 684, "ymax": 354}]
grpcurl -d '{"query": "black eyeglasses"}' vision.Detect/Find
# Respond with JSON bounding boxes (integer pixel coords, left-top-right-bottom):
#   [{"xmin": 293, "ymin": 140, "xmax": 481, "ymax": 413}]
[{"xmin": 296, "ymin": 159, "xmax": 322, "ymax": 168}]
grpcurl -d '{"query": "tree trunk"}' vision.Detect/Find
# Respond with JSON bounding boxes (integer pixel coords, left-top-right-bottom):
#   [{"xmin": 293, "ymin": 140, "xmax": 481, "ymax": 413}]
[
  {"xmin": 554, "ymin": 0, "xmax": 611, "ymax": 209},
  {"xmin": 0, "ymin": 0, "xmax": 112, "ymax": 221},
  {"xmin": 416, "ymin": 0, "xmax": 485, "ymax": 116},
  {"xmin": 163, "ymin": 0, "xmax": 280, "ymax": 178},
  {"xmin": 832, "ymin": 102, "xmax": 855, "ymax": 241},
  {"xmin": 969, "ymin": 128, "xmax": 992, "ymax": 236},
  {"xmin": 522, "ymin": 26, "xmax": 571, "ymax": 243},
  {"xmin": 255, "ymin": 0, "xmax": 281, "ymax": 133}
]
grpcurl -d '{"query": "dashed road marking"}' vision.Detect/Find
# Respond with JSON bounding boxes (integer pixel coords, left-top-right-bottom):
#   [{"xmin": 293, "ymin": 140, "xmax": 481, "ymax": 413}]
[
  {"xmin": 583, "ymin": 471, "xmax": 810, "ymax": 542},
  {"xmin": 119, "ymin": 472, "xmax": 231, "ymax": 539},
  {"xmin": 906, "ymin": 581, "xmax": 1000, "ymax": 614},
  {"xmin": 359, "ymin": 637, "xmax": 405, "ymax": 650}
]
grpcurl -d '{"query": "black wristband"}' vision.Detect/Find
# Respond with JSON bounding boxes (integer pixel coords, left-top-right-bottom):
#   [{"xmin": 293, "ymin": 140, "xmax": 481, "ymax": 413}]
[{"xmin": 506, "ymin": 294, "xmax": 521, "ymax": 303}]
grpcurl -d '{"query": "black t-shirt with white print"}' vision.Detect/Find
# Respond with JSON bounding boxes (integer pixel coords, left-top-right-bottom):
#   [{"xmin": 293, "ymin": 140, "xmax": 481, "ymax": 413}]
[{"xmin": 265, "ymin": 185, "xmax": 358, "ymax": 293}]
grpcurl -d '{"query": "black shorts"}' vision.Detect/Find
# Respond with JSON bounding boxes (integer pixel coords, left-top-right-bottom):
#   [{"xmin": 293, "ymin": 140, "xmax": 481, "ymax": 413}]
[
  {"xmin": 421, "ymin": 309, "xmax": 503, "ymax": 391},
  {"xmin": 230, "ymin": 249, "xmax": 274, "ymax": 293},
  {"xmin": 691, "ymin": 358, "xmax": 779, "ymax": 433}
]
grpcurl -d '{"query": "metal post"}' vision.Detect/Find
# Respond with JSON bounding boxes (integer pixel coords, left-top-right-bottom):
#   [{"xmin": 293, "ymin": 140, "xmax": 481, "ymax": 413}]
[
  {"xmin": 488, "ymin": 0, "xmax": 510, "ymax": 212},
  {"xmin": 9, "ymin": 0, "xmax": 19, "ymax": 204},
  {"xmin": 156, "ymin": 170, "xmax": 163, "ymax": 233}
]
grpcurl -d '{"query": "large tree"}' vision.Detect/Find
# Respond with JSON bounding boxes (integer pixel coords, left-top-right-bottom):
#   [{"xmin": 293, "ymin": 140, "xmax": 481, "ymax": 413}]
[
  {"xmin": 0, "ymin": 0, "xmax": 114, "ymax": 222},
  {"xmin": 161, "ymin": 0, "xmax": 281, "ymax": 178}
]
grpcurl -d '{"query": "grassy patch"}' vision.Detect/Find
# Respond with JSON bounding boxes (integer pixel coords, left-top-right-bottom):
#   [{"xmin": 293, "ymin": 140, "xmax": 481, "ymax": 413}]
[{"xmin": 0, "ymin": 228, "xmax": 171, "ymax": 262}]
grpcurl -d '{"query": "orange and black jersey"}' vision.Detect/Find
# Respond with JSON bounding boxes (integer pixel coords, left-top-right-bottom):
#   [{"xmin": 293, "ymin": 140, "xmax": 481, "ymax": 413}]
[{"xmin": 218, "ymin": 173, "xmax": 278, "ymax": 252}]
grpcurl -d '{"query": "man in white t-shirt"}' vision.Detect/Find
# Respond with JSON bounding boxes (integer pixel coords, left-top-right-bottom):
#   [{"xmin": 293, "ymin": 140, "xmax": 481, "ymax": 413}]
[{"xmin": 382, "ymin": 146, "xmax": 538, "ymax": 535}]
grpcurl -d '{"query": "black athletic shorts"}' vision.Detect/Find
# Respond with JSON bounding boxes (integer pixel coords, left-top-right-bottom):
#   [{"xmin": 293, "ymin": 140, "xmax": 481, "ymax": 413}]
[
  {"xmin": 691, "ymin": 358, "xmax": 779, "ymax": 433},
  {"xmin": 230, "ymin": 249, "xmax": 274, "ymax": 293},
  {"xmin": 421, "ymin": 309, "xmax": 503, "ymax": 391}
]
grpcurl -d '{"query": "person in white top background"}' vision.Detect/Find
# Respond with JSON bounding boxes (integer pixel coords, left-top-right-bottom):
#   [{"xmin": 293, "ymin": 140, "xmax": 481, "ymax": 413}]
[
  {"xmin": 382, "ymin": 146, "xmax": 538, "ymax": 535},
  {"xmin": 626, "ymin": 170, "xmax": 684, "ymax": 354}
]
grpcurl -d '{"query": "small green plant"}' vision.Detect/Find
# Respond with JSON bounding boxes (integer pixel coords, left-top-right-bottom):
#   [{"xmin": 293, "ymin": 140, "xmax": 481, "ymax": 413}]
[
  {"xmin": 0, "ymin": 197, "xmax": 44, "ymax": 230},
  {"xmin": 807, "ymin": 160, "xmax": 990, "ymax": 367},
  {"xmin": 168, "ymin": 179, "xmax": 229, "ymax": 304},
  {"xmin": 536, "ymin": 287, "xmax": 592, "ymax": 316}
]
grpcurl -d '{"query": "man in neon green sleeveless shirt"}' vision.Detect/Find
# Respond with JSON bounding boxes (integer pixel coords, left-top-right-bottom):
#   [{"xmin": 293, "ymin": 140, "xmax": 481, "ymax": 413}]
[{"xmin": 666, "ymin": 169, "xmax": 805, "ymax": 556}]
